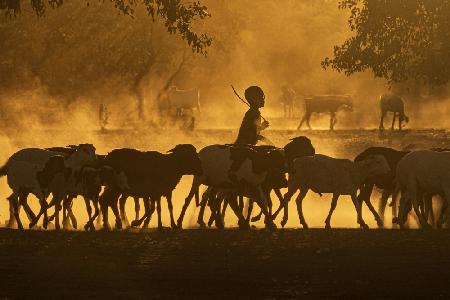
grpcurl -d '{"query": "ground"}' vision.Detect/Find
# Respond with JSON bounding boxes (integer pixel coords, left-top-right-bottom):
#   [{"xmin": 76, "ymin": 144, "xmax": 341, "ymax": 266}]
[{"xmin": 0, "ymin": 228, "xmax": 449, "ymax": 299}]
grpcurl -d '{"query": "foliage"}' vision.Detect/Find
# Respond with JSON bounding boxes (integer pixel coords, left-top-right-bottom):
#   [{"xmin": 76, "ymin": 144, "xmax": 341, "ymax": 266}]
[
  {"xmin": 322, "ymin": 0, "xmax": 450, "ymax": 86},
  {"xmin": 0, "ymin": 0, "xmax": 212, "ymax": 55}
]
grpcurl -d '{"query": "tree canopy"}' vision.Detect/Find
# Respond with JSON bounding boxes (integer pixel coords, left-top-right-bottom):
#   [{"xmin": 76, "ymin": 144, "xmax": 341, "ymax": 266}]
[
  {"xmin": 0, "ymin": 0, "xmax": 212, "ymax": 55},
  {"xmin": 322, "ymin": 0, "xmax": 450, "ymax": 86}
]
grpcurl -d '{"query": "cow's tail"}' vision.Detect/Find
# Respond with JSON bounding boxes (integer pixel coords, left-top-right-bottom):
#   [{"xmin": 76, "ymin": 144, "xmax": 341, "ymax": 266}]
[
  {"xmin": 0, "ymin": 161, "xmax": 8, "ymax": 177},
  {"xmin": 197, "ymin": 89, "xmax": 201, "ymax": 114}
]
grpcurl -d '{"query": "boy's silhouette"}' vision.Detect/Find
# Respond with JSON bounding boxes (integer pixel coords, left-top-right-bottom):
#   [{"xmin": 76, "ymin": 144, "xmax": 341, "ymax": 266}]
[{"xmin": 235, "ymin": 86, "xmax": 270, "ymax": 145}]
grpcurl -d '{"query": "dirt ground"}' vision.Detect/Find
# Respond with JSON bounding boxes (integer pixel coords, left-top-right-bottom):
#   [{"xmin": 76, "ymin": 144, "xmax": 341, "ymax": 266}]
[{"xmin": 1, "ymin": 228, "xmax": 450, "ymax": 299}]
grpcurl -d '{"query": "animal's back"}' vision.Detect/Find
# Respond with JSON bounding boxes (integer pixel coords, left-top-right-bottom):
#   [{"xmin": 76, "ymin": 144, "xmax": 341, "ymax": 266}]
[
  {"xmin": 397, "ymin": 150, "xmax": 450, "ymax": 192},
  {"xmin": 305, "ymin": 95, "xmax": 350, "ymax": 113},
  {"xmin": 380, "ymin": 94, "xmax": 404, "ymax": 112},
  {"xmin": 293, "ymin": 154, "xmax": 353, "ymax": 193}
]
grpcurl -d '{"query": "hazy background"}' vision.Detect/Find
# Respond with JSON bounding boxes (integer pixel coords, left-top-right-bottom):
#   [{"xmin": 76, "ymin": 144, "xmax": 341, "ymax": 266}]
[{"xmin": 0, "ymin": 0, "xmax": 448, "ymax": 228}]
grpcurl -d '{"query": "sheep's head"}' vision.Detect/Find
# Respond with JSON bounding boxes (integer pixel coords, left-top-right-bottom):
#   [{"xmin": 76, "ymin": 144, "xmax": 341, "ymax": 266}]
[
  {"xmin": 284, "ymin": 136, "xmax": 315, "ymax": 169},
  {"xmin": 70, "ymin": 144, "xmax": 97, "ymax": 166},
  {"xmin": 360, "ymin": 155, "xmax": 391, "ymax": 177},
  {"xmin": 168, "ymin": 144, "xmax": 203, "ymax": 175}
]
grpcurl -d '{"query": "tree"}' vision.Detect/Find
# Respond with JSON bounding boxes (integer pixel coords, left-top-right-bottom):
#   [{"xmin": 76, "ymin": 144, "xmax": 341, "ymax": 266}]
[
  {"xmin": 322, "ymin": 0, "xmax": 450, "ymax": 87},
  {"xmin": 0, "ymin": 0, "xmax": 212, "ymax": 55}
]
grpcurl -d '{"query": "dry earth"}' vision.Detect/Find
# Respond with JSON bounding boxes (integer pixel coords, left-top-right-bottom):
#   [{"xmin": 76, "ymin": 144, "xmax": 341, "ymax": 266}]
[{"xmin": 0, "ymin": 228, "xmax": 449, "ymax": 299}]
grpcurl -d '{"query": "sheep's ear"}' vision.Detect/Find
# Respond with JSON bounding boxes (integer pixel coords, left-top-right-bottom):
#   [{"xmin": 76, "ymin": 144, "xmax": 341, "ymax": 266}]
[{"xmin": 167, "ymin": 147, "xmax": 176, "ymax": 153}]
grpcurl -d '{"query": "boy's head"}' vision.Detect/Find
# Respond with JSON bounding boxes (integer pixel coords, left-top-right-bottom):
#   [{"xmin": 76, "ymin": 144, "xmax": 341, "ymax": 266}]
[{"xmin": 245, "ymin": 86, "xmax": 265, "ymax": 108}]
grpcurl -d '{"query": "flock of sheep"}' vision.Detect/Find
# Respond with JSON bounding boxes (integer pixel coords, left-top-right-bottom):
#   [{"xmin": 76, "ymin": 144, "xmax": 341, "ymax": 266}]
[{"xmin": 0, "ymin": 137, "xmax": 448, "ymax": 231}]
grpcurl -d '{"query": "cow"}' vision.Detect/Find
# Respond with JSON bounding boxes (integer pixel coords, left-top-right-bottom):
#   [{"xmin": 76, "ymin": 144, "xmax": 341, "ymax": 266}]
[
  {"xmin": 297, "ymin": 95, "xmax": 353, "ymax": 130},
  {"xmin": 279, "ymin": 85, "xmax": 296, "ymax": 118},
  {"xmin": 379, "ymin": 93, "xmax": 409, "ymax": 131},
  {"xmin": 167, "ymin": 86, "xmax": 201, "ymax": 117}
]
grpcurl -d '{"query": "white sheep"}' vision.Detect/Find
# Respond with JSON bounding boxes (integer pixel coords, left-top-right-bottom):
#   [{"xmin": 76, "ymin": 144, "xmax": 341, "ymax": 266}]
[
  {"xmin": 283, "ymin": 154, "xmax": 390, "ymax": 229},
  {"xmin": 394, "ymin": 150, "xmax": 450, "ymax": 228}
]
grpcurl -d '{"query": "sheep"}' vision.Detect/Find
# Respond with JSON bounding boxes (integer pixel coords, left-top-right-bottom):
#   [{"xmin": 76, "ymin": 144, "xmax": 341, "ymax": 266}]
[
  {"xmin": 393, "ymin": 150, "xmax": 450, "ymax": 229},
  {"xmin": 284, "ymin": 154, "xmax": 391, "ymax": 229},
  {"xmin": 177, "ymin": 144, "xmax": 288, "ymax": 229},
  {"xmin": 0, "ymin": 144, "xmax": 97, "ymax": 230},
  {"xmin": 100, "ymin": 144, "xmax": 202, "ymax": 230},
  {"xmin": 181, "ymin": 137, "xmax": 316, "ymax": 229},
  {"xmin": 354, "ymin": 147, "xmax": 409, "ymax": 227}
]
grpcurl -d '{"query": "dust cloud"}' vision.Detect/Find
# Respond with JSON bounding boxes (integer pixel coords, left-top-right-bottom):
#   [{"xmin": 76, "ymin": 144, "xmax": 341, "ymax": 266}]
[{"xmin": 0, "ymin": 0, "xmax": 447, "ymax": 229}]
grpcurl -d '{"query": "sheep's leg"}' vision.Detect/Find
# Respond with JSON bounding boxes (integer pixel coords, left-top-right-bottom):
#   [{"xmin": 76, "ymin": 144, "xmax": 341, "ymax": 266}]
[
  {"xmin": 119, "ymin": 194, "xmax": 129, "ymax": 227},
  {"xmin": 155, "ymin": 197, "xmax": 163, "ymax": 229},
  {"xmin": 67, "ymin": 198, "xmax": 78, "ymax": 230},
  {"xmin": 110, "ymin": 197, "xmax": 122, "ymax": 230},
  {"xmin": 295, "ymin": 189, "xmax": 309, "ymax": 229},
  {"xmin": 177, "ymin": 181, "xmax": 200, "ymax": 228},
  {"xmin": 19, "ymin": 193, "xmax": 35, "ymax": 223},
  {"xmin": 238, "ymin": 196, "xmax": 244, "ymax": 211},
  {"xmin": 11, "ymin": 193, "xmax": 23, "ymax": 230},
  {"xmin": 378, "ymin": 190, "xmax": 391, "ymax": 225},
  {"xmin": 134, "ymin": 197, "xmax": 140, "ymax": 221},
  {"xmin": 358, "ymin": 184, "xmax": 383, "ymax": 227},
  {"xmin": 410, "ymin": 187, "xmax": 430, "ymax": 229},
  {"xmin": 62, "ymin": 196, "xmax": 72, "ymax": 230},
  {"xmin": 325, "ymin": 194, "xmax": 339, "ymax": 228},
  {"xmin": 84, "ymin": 198, "xmax": 97, "ymax": 231},
  {"xmin": 424, "ymin": 194, "xmax": 435, "ymax": 226},
  {"xmin": 351, "ymin": 193, "xmax": 369, "ymax": 229},
  {"xmin": 7, "ymin": 195, "xmax": 17, "ymax": 228},
  {"xmin": 252, "ymin": 187, "xmax": 276, "ymax": 229},
  {"xmin": 54, "ymin": 200, "xmax": 62, "ymax": 231},
  {"xmin": 226, "ymin": 194, "xmax": 248, "ymax": 229},
  {"xmin": 391, "ymin": 112, "xmax": 397, "ymax": 130},
  {"xmin": 246, "ymin": 199, "xmax": 254, "ymax": 223},
  {"xmin": 197, "ymin": 188, "xmax": 210, "ymax": 227},
  {"xmin": 147, "ymin": 198, "xmax": 157, "ymax": 227},
  {"xmin": 272, "ymin": 189, "xmax": 286, "ymax": 220},
  {"xmin": 166, "ymin": 193, "xmax": 177, "ymax": 229},
  {"xmin": 281, "ymin": 187, "xmax": 298, "ymax": 228},
  {"xmin": 437, "ymin": 194, "xmax": 449, "ymax": 229},
  {"xmin": 398, "ymin": 114, "xmax": 403, "ymax": 130},
  {"xmin": 210, "ymin": 193, "xmax": 225, "ymax": 229},
  {"xmin": 99, "ymin": 193, "xmax": 111, "ymax": 231},
  {"xmin": 84, "ymin": 197, "xmax": 93, "ymax": 224}
]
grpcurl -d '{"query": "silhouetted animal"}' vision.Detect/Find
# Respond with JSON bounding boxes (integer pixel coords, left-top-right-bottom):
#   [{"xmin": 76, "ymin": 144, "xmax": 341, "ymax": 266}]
[
  {"xmin": 394, "ymin": 150, "xmax": 450, "ymax": 229},
  {"xmin": 196, "ymin": 137, "xmax": 316, "ymax": 228},
  {"xmin": 177, "ymin": 144, "xmax": 285, "ymax": 229},
  {"xmin": 101, "ymin": 144, "xmax": 202, "ymax": 230},
  {"xmin": 0, "ymin": 144, "xmax": 97, "ymax": 230},
  {"xmin": 354, "ymin": 147, "xmax": 409, "ymax": 227},
  {"xmin": 280, "ymin": 86, "xmax": 296, "ymax": 118},
  {"xmin": 379, "ymin": 93, "xmax": 409, "ymax": 131},
  {"xmin": 284, "ymin": 154, "xmax": 390, "ymax": 229},
  {"xmin": 168, "ymin": 86, "xmax": 201, "ymax": 117},
  {"xmin": 298, "ymin": 95, "xmax": 353, "ymax": 130}
]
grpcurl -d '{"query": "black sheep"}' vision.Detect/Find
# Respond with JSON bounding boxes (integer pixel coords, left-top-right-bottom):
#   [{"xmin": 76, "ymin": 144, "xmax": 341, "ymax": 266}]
[{"xmin": 101, "ymin": 144, "xmax": 202, "ymax": 229}]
